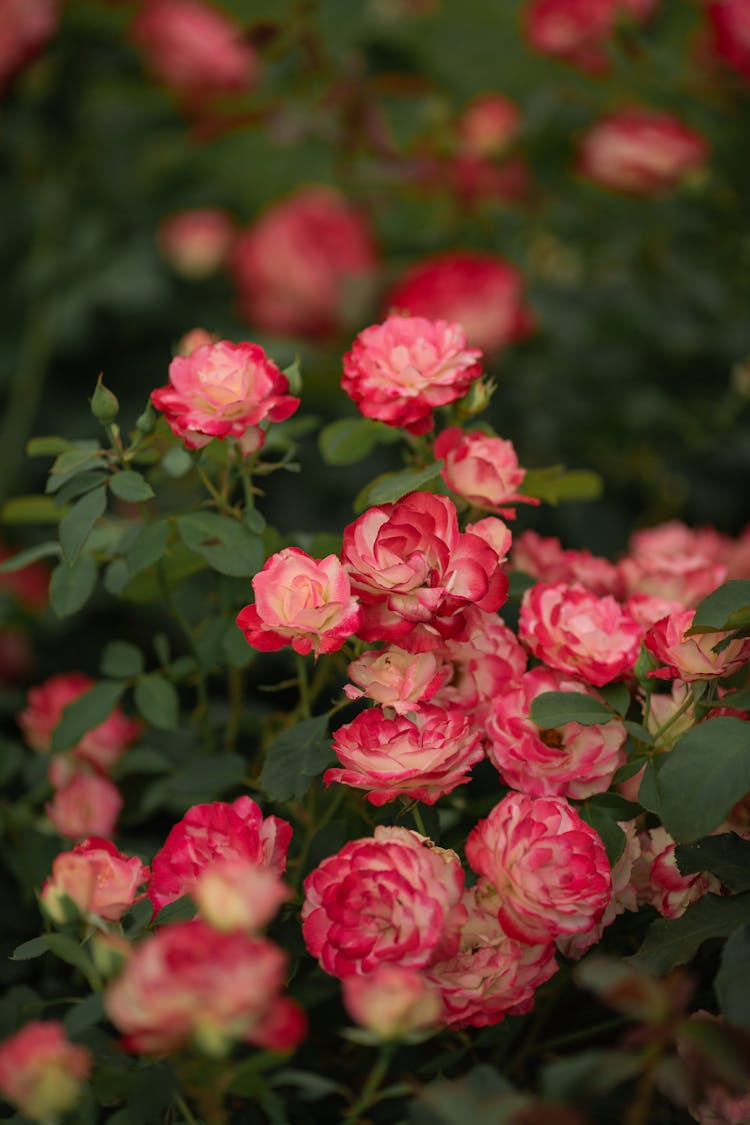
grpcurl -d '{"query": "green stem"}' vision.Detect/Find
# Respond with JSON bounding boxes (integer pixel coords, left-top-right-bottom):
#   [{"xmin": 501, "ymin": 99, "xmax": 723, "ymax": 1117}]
[
  {"xmin": 650, "ymin": 689, "xmax": 696, "ymax": 747},
  {"xmin": 342, "ymin": 1046, "xmax": 394, "ymax": 1125},
  {"xmin": 295, "ymin": 652, "xmax": 312, "ymax": 719},
  {"xmin": 173, "ymin": 1092, "xmax": 200, "ymax": 1125},
  {"xmin": 412, "ymin": 805, "xmax": 428, "ymax": 836},
  {"xmin": 196, "ymin": 462, "xmax": 234, "ymax": 515}
]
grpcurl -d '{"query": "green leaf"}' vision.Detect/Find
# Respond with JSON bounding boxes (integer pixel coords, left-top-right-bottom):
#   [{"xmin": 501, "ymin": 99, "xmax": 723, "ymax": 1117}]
[
  {"xmin": 134, "ymin": 675, "xmax": 179, "ymax": 730},
  {"xmin": 59, "ymin": 485, "xmax": 107, "ymax": 564},
  {"xmin": 153, "ymin": 895, "xmax": 197, "ymax": 927},
  {"xmin": 2, "ymin": 495, "xmax": 63, "ymax": 524},
  {"xmin": 49, "ymin": 554, "xmax": 98, "ymax": 617},
  {"xmin": 125, "ymin": 521, "xmax": 170, "ymax": 576},
  {"xmin": 109, "ymin": 470, "xmax": 155, "ymax": 503},
  {"xmin": 598, "ymin": 683, "xmax": 631, "ymax": 717},
  {"xmin": 161, "ymin": 445, "xmax": 193, "ymax": 478},
  {"xmin": 319, "ymin": 417, "xmax": 400, "ymax": 465},
  {"xmin": 529, "ymin": 691, "xmax": 614, "ymax": 728},
  {"xmin": 11, "ymin": 936, "xmax": 50, "ymax": 960},
  {"xmin": 54, "ymin": 470, "xmax": 109, "ymax": 507},
  {"xmin": 522, "ymin": 465, "xmax": 603, "ymax": 505},
  {"xmin": 648, "ymin": 717, "xmax": 750, "ymax": 842},
  {"xmin": 27, "ymin": 436, "xmax": 71, "ymax": 457},
  {"xmin": 675, "ymin": 834, "xmax": 750, "ymax": 893},
  {"xmin": 353, "ymin": 461, "xmax": 444, "ymax": 514},
  {"xmin": 690, "ymin": 581, "xmax": 750, "ymax": 632},
  {"xmin": 0, "ymin": 541, "xmax": 60, "ymax": 573},
  {"xmin": 100, "ymin": 641, "xmax": 144, "ymax": 680},
  {"xmin": 577, "ymin": 805, "xmax": 625, "ymax": 865},
  {"xmin": 64, "ymin": 994, "xmax": 105, "ymax": 1035},
  {"xmin": 283, "ymin": 357, "xmax": 302, "ymax": 395},
  {"xmin": 177, "ymin": 512, "xmax": 263, "ymax": 577},
  {"xmin": 44, "ymin": 933, "xmax": 97, "ymax": 980},
  {"xmin": 51, "ymin": 680, "xmax": 125, "ymax": 752},
  {"xmin": 629, "ymin": 893, "xmax": 750, "ymax": 974},
  {"xmin": 716, "ymin": 924, "xmax": 750, "ymax": 1030},
  {"xmin": 260, "ymin": 715, "xmax": 334, "ymax": 802},
  {"xmin": 139, "ymin": 753, "xmax": 246, "ymax": 815},
  {"xmin": 49, "ymin": 446, "xmax": 102, "ymax": 477}
]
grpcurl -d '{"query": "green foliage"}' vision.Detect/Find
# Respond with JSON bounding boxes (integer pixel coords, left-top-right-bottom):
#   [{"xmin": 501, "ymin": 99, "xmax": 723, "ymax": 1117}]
[
  {"xmin": 529, "ymin": 691, "xmax": 615, "ymax": 728},
  {"xmin": 353, "ymin": 461, "xmax": 444, "ymax": 513},
  {"xmin": 630, "ymin": 894, "xmax": 750, "ymax": 974},
  {"xmin": 319, "ymin": 417, "xmax": 401, "ymax": 465},
  {"xmin": 260, "ymin": 716, "xmax": 334, "ymax": 802},
  {"xmin": 133, "ymin": 674, "xmax": 179, "ymax": 730},
  {"xmin": 51, "ymin": 680, "xmax": 125, "ymax": 752},
  {"xmin": 176, "ymin": 512, "xmax": 263, "ymax": 578}
]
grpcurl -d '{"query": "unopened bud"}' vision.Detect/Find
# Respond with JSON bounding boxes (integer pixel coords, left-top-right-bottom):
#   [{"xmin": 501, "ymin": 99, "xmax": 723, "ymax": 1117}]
[
  {"xmin": 90, "ymin": 375, "xmax": 119, "ymax": 425},
  {"xmin": 135, "ymin": 402, "xmax": 156, "ymax": 435},
  {"xmin": 457, "ymin": 377, "xmax": 494, "ymax": 418}
]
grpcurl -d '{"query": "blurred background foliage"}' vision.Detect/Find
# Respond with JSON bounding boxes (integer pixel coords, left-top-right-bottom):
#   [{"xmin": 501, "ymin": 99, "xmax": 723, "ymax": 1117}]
[{"xmin": 1, "ymin": 0, "xmax": 749, "ymax": 555}]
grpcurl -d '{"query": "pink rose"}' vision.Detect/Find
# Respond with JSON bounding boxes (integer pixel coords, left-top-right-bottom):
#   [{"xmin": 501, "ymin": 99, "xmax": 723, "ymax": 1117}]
[
  {"xmin": 578, "ymin": 110, "xmax": 708, "ymax": 195},
  {"xmin": 465, "ymin": 517, "xmax": 513, "ymax": 565},
  {"xmin": 645, "ymin": 608, "xmax": 750, "ymax": 682},
  {"xmin": 342, "ymin": 966, "xmax": 443, "ymax": 1039},
  {"xmin": 457, "ymin": 94, "xmax": 521, "ymax": 157},
  {"xmin": 448, "ymin": 153, "xmax": 532, "ymax": 209},
  {"xmin": 0, "ymin": 1021, "xmax": 91, "ymax": 1123},
  {"xmin": 157, "ymin": 207, "xmax": 235, "ymax": 279},
  {"xmin": 231, "ymin": 186, "xmax": 376, "ymax": 339},
  {"xmin": 466, "ymin": 792, "xmax": 612, "ymax": 944},
  {"xmin": 385, "ymin": 253, "xmax": 532, "ymax": 355},
  {"xmin": 633, "ymin": 828, "xmax": 720, "ymax": 919},
  {"xmin": 148, "ymin": 797, "xmax": 292, "ymax": 913},
  {"xmin": 708, "ymin": 0, "xmax": 750, "ymax": 82},
  {"xmin": 0, "ymin": 0, "xmax": 58, "ymax": 93},
  {"xmin": 151, "ymin": 339, "xmax": 299, "ymax": 452},
  {"xmin": 431, "ymin": 606, "xmax": 527, "ymax": 721},
  {"xmin": 619, "ymin": 520, "xmax": 727, "ymax": 606},
  {"xmin": 41, "ymin": 837, "xmax": 149, "ymax": 923},
  {"xmin": 520, "ymin": 582, "xmax": 641, "ymax": 686},
  {"xmin": 342, "ymin": 315, "xmax": 482, "ymax": 435},
  {"xmin": 194, "ymin": 859, "xmax": 291, "ymax": 933},
  {"xmin": 131, "ymin": 0, "xmax": 258, "ymax": 101},
  {"xmin": 512, "ymin": 530, "xmax": 622, "ymax": 598},
  {"xmin": 302, "ymin": 826, "xmax": 466, "ymax": 977},
  {"xmin": 344, "ymin": 646, "xmax": 448, "ymax": 714},
  {"xmin": 105, "ymin": 920, "xmax": 305, "ymax": 1055},
  {"xmin": 523, "ymin": 0, "xmax": 657, "ymax": 73},
  {"xmin": 342, "ymin": 491, "xmax": 507, "ymax": 642},
  {"xmin": 425, "ymin": 883, "xmax": 558, "ymax": 1028},
  {"xmin": 0, "ymin": 543, "xmax": 49, "ymax": 610},
  {"xmin": 486, "ymin": 666, "xmax": 627, "ymax": 800},
  {"xmin": 46, "ymin": 774, "xmax": 123, "ymax": 840},
  {"xmin": 326, "ymin": 703, "xmax": 484, "ymax": 805},
  {"xmin": 18, "ymin": 672, "xmax": 140, "ymax": 774},
  {"xmin": 434, "ymin": 427, "xmax": 537, "ymax": 518},
  {"xmin": 236, "ymin": 548, "xmax": 362, "ymax": 657}
]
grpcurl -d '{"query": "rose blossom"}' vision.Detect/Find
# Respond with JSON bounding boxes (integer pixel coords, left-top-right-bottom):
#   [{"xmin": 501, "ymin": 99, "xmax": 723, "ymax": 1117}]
[
  {"xmin": 425, "ymin": 883, "xmax": 558, "ymax": 1028},
  {"xmin": 520, "ymin": 582, "xmax": 641, "ymax": 686},
  {"xmin": 151, "ymin": 339, "xmax": 299, "ymax": 452},
  {"xmin": 466, "ymin": 792, "xmax": 612, "ymax": 944},
  {"xmin": 342, "ymin": 966, "xmax": 443, "ymax": 1039},
  {"xmin": 105, "ymin": 920, "xmax": 305, "ymax": 1055},
  {"xmin": 619, "ymin": 520, "xmax": 727, "ymax": 606},
  {"xmin": 344, "ymin": 646, "xmax": 448, "ymax": 713},
  {"xmin": 457, "ymin": 94, "xmax": 521, "ymax": 157},
  {"xmin": 385, "ymin": 253, "xmax": 532, "ymax": 355},
  {"xmin": 512, "ymin": 530, "xmax": 622, "ymax": 598},
  {"xmin": 46, "ymin": 774, "xmax": 123, "ymax": 840},
  {"xmin": 342, "ymin": 315, "xmax": 482, "ymax": 435},
  {"xmin": 430, "ymin": 606, "xmax": 527, "ymax": 722},
  {"xmin": 18, "ymin": 672, "xmax": 140, "ymax": 774},
  {"xmin": 465, "ymin": 516, "xmax": 513, "ymax": 565},
  {"xmin": 302, "ymin": 826, "xmax": 466, "ymax": 977},
  {"xmin": 41, "ymin": 838, "xmax": 149, "ymax": 924},
  {"xmin": 231, "ymin": 186, "xmax": 376, "ymax": 339},
  {"xmin": 708, "ymin": 0, "xmax": 750, "ymax": 82},
  {"xmin": 523, "ymin": 0, "xmax": 658, "ymax": 73},
  {"xmin": 434, "ymin": 427, "xmax": 537, "ymax": 518},
  {"xmin": 0, "ymin": 0, "xmax": 58, "ymax": 93},
  {"xmin": 0, "ymin": 1021, "xmax": 91, "ymax": 1123},
  {"xmin": 486, "ymin": 666, "xmax": 627, "ymax": 800},
  {"xmin": 325, "ymin": 703, "xmax": 484, "ymax": 805},
  {"xmin": 236, "ymin": 548, "xmax": 361, "ymax": 657},
  {"xmin": 633, "ymin": 828, "xmax": 721, "ymax": 919},
  {"xmin": 645, "ymin": 608, "xmax": 750, "ymax": 682},
  {"xmin": 157, "ymin": 207, "xmax": 235, "ymax": 279},
  {"xmin": 342, "ymin": 491, "xmax": 507, "ymax": 642},
  {"xmin": 0, "ymin": 544, "xmax": 49, "ymax": 610},
  {"xmin": 578, "ymin": 110, "xmax": 708, "ymax": 195},
  {"xmin": 149, "ymin": 796, "xmax": 292, "ymax": 912},
  {"xmin": 131, "ymin": 0, "xmax": 258, "ymax": 101},
  {"xmin": 194, "ymin": 859, "xmax": 291, "ymax": 933}
]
